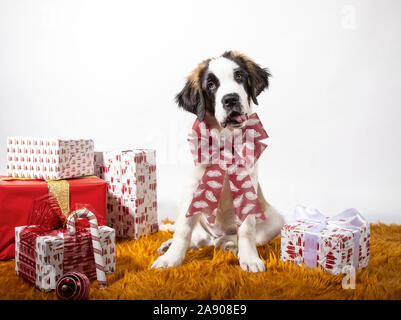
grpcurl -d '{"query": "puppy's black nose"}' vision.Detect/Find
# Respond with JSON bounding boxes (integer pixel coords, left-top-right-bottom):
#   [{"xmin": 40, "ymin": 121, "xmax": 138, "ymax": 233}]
[{"xmin": 222, "ymin": 93, "xmax": 240, "ymax": 110}]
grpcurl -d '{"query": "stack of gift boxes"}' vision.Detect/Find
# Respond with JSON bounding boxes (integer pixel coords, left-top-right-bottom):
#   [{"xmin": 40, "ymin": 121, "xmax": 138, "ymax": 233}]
[
  {"xmin": 1, "ymin": 136, "xmax": 371, "ymax": 293},
  {"xmin": 0, "ymin": 137, "xmax": 159, "ymax": 291}
]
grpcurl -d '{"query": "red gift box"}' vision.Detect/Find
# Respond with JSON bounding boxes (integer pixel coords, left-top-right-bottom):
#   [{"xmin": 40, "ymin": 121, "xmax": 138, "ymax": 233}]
[
  {"xmin": 15, "ymin": 197, "xmax": 115, "ymax": 291},
  {"xmin": 0, "ymin": 176, "xmax": 107, "ymax": 260}
]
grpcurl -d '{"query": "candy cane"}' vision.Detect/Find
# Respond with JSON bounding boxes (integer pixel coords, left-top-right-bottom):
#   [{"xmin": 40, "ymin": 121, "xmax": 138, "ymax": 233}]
[{"xmin": 66, "ymin": 208, "xmax": 107, "ymax": 289}]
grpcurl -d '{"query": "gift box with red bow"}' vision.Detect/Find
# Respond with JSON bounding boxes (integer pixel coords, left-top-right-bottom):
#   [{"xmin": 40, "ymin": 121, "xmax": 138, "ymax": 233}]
[
  {"xmin": 15, "ymin": 194, "xmax": 115, "ymax": 291},
  {"xmin": 94, "ymin": 150, "xmax": 158, "ymax": 239},
  {"xmin": 0, "ymin": 176, "xmax": 107, "ymax": 260},
  {"xmin": 7, "ymin": 137, "xmax": 94, "ymax": 180},
  {"xmin": 280, "ymin": 206, "xmax": 370, "ymax": 275}
]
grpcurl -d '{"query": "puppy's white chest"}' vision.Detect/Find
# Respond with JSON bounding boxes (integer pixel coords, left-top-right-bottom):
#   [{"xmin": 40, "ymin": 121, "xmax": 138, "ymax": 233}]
[{"xmin": 199, "ymin": 174, "xmax": 237, "ymax": 238}]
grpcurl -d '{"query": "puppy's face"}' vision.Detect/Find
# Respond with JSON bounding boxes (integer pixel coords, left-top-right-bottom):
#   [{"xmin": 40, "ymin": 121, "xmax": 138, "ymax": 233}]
[{"xmin": 176, "ymin": 51, "xmax": 271, "ymax": 129}]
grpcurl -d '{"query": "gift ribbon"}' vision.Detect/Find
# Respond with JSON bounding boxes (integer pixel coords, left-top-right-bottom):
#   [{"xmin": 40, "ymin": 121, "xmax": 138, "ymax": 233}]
[
  {"xmin": 186, "ymin": 113, "xmax": 268, "ymax": 226},
  {"xmin": 47, "ymin": 176, "xmax": 97, "ymax": 217},
  {"xmin": 47, "ymin": 180, "xmax": 70, "ymax": 216},
  {"xmin": 293, "ymin": 206, "xmax": 367, "ymax": 269}
]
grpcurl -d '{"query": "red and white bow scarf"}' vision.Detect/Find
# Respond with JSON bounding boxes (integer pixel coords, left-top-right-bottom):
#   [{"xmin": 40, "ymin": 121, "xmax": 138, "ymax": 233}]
[{"xmin": 186, "ymin": 113, "xmax": 269, "ymax": 226}]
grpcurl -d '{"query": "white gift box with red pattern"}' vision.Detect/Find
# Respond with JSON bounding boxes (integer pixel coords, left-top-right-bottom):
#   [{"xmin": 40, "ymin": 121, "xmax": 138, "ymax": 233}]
[
  {"xmin": 94, "ymin": 149, "xmax": 158, "ymax": 239},
  {"xmin": 280, "ymin": 207, "xmax": 370, "ymax": 275},
  {"xmin": 15, "ymin": 224, "xmax": 115, "ymax": 292},
  {"xmin": 7, "ymin": 137, "xmax": 94, "ymax": 180}
]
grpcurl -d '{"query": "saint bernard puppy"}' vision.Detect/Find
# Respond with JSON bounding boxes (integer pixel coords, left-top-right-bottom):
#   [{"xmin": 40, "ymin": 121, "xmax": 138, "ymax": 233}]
[{"xmin": 152, "ymin": 51, "xmax": 285, "ymax": 272}]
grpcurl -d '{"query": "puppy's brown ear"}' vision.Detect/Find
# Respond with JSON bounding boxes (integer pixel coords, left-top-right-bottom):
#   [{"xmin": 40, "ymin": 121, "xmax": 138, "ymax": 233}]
[
  {"xmin": 222, "ymin": 51, "xmax": 271, "ymax": 105},
  {"xmin": 175, "ymin": 80, "xmax": 205, "ymax": 122},
  {"xmin": 175, "ymin": 59, "xmax": 210, "ymax": 122}
]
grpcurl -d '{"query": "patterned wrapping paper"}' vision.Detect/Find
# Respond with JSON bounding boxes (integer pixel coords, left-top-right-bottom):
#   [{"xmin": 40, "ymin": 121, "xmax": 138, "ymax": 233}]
[
  {"xmin": 94, "ymin": 150, "xmax": 158, "ymax": 239},
  {"xmin": 7, "ymin": 137, "xmax": 94, "ymax": 180},
  {"xmin": 280, "ymin": 214, "xmax": 370, "ymax": 275},
  {"xmin": 186, "ymin": 113, "xmax": 268, "ymax": 226},
  {"xmin": 15, "ymin": 225, "xmax": 115, "ymax": 292}
]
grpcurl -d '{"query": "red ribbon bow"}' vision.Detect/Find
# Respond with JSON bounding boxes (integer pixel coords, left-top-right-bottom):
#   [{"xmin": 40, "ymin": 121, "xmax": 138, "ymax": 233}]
[
  {"xmin": 19, "ymin": 194, "xmax": 105, "ymax": 289},
  {"xmin": 27, "ymin": 193, "xmax": 99, "ymax": 231},
  {"xmin": 186, "ymin": 113, "xmax": 269, "ymax": 226}
]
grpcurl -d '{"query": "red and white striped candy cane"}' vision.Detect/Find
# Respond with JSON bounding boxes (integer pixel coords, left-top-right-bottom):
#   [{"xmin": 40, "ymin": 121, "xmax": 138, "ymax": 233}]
[{"xmin": 66, "ymin": 208, "xmax": 107, "ymax": 289}]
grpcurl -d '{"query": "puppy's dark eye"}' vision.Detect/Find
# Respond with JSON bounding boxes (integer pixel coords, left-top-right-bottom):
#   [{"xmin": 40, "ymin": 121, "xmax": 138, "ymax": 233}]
[
  {"xmin": 234, "ymin": 72, "xmax": 243, "ymax": 81},
  {"xmin": 207, "ymin": 82, "xmax": 216, "ymax": 90}
]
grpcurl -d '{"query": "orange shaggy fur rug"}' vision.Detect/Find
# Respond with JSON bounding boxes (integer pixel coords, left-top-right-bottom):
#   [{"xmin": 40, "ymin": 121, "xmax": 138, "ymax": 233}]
[{"xmin": 0, "ymin": 222, "xmax": 400, "ymax": 300}]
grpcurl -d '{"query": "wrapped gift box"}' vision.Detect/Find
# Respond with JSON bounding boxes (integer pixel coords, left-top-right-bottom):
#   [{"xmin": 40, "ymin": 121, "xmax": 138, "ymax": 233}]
[
  {"xmin": 0, "ymin": 176, "xmax": 107, "ymax": 260},
  {"xmin": 7, "ymin": 137, "xmax": 94, "ymax": 180},
  {"xmin": 94, "ymin": 150, "xmax": 158, "ymax": 239},
  {"xmin": 15, "ymin": 224, "xmax": 115, "ymax": 292},
  {"xmin": 280, "ymin": 207, "xmax": 370, "ymax": 275}
]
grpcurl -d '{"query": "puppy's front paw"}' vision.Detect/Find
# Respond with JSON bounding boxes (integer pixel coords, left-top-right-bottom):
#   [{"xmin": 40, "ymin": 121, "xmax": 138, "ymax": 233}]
[
  {"xmin": 239, "ymin": 256, "xmax": 266, "ymax": 273},
  {"xmin": 151, "ymin": 252, "xmax": 184, "ymax": 269}
]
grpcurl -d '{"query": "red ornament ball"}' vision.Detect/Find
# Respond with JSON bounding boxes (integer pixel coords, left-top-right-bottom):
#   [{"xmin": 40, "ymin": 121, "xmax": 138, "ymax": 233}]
[{"xmin": 56, "ymin": 272, "xmax": 90, "ymax": 300}]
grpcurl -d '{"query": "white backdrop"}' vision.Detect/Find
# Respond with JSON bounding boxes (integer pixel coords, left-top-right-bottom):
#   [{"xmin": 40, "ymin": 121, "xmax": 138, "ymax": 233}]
[{"xmin": 1, "ymin": 0, "xmax": 400, "ymax": 223}]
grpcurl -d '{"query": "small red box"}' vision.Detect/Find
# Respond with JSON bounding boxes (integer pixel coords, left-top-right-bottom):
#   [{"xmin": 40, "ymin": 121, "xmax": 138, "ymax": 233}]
[{"xmin": 0, "ymin": 176, "xmax": 107, "ymax": 260}]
